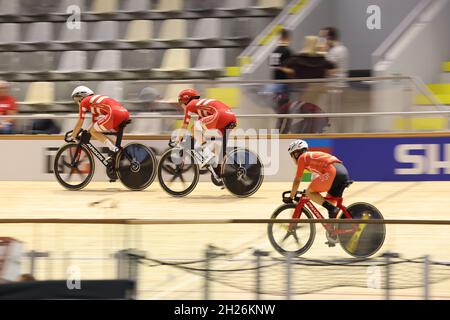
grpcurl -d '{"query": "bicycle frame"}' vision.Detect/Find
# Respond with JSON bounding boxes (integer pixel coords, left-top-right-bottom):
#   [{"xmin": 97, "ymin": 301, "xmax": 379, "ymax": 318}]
[
  {"xmin": 290, "ymin": 194, "xmax": 357, "ymax": 235},
  {"xmin": 71, "ymin": 131, "xmax": 109, "ymax": 167}
]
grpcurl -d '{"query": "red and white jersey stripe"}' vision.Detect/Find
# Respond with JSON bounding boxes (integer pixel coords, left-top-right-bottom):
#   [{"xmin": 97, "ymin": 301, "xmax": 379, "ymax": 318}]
[
  {"xmin": 79, "ymin": 94, "xmax": 126, "ymax": 122},
  {"xmin": 183, "ymin": 98, "xmax": 231, "ymax": 125}
]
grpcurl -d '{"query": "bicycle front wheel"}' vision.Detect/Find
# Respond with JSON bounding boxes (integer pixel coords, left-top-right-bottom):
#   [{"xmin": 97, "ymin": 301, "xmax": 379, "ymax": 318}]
[
  {"xmin": 267, "ymin": 204, "xmax": 316, "ymax": 257},
  {"xmin": 53, "ymin": 143, "xmax": 95, "ymax": 190},
  {"xmin": 116, "ymin": 143, "xmax": 157, "ymax": 191},
  {"xmin": 338, "ymin": 202, "xmax": 386, "ymax": 258},
  {"xmin": 157, "ymin": 148, "xmax": 199, "ymax": 197}
]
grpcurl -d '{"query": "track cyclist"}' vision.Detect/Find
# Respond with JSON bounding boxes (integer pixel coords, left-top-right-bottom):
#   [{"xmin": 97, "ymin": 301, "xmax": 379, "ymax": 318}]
[
  {"xmin": 174, "ymin": 88, "xmax": 237, "ymax": 169},
  {"xmin": 69, "ymin": 86, "xmax": 130, "ymax": 167},
  {"xmin": 285, "ymin": 139, "xmax": 350, "ymax": 243}
]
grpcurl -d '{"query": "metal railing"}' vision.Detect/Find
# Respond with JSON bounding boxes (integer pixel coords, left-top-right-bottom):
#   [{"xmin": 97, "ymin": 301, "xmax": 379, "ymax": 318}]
[
  {"xmin": 4, "ymin": 218, "xmax": 450, "ymax": 300},
  {"xmin": 0, "ymin": 76, "xmax": 447, "ymax": 119}
]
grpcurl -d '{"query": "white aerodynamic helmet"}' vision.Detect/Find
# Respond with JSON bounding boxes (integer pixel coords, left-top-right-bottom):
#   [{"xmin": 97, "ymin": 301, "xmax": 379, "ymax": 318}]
[
  {"xmin": 288, "ymin": 139, "xmax": 309, "ymax": 155},
  {"xmin": 71, "ymin": 86, "xmax": 94, "ymax": 102}
]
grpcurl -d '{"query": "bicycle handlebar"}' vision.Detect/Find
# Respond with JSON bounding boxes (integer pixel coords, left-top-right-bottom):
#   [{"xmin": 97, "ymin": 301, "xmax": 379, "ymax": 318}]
[
  {"xmin": 282, "ymin": 190, "xmax": 304, "ymax": 202},
  {"xmin": 64, "ymin": 130, "xmax": 74, "ymax": 143},
  {"xmin": 64, "ymin": 130, "xmax": 86, "ymax": 143}
]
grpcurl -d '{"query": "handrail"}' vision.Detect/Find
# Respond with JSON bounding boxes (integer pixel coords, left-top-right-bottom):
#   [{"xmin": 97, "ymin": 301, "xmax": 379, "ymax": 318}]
[
  {"xmin": 372, "ymin": 0, "xmax": 432, "ymax": 64},
  {"xmin": 3, "ymin": 110, "xmax": 450, "ymax": 120},
  {"xmin": 239, "ymin": 0, "xmax": 321, "ymax": 73},
  {"xmin": 2, "ymin": 75, "xmax": 444, "ymax": 118}
]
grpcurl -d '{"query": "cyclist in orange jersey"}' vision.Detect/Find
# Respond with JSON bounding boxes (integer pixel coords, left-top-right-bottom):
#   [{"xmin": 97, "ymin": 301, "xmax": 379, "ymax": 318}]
[{"xmin": 285, "ymin": 139, "xmax": 350, "ymax": 219}]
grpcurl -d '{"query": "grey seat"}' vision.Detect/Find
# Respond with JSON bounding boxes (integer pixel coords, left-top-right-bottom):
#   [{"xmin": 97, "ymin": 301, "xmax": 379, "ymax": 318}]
[
  {"xmin": 0, "ymin": 23, "xmax": 20, "ymax": 43},
  {"xmin": 56, "ymin": 0, "xmax": 86, "ymax": 13},
  {"xmin": 21, "ymin": 0, "xmax": 58, "ymax": 14},
  {"xmin": 15, "ymin": 52, "xmax": 54, "ymax": 72},
  {"xmin": 153, "ymin": 0, "xmax": 183, "ymax": 11},
  {"xmin": 121, "ymin": 0, "xmax": 152, "ymax": 11},
  {"xmin": 252, "ymin": 0, "xmax": 284, "ymax": 9},
  {"xmin": 0, "ymin": 0, "xmax": 20, "ymax": 15},
  {"xmin": 24, "ymin": 22, "xmax": 54, "ymax": 43},
  {"xmin": 218, "ymin": 0, "xmax": 251, "ymax": 9},
  {"xmin": 57, "ymin": 21, "xmax": 87, "ymax": 42},
  {"xmin": 0, "ymin": 52, "xmax": 15, "ymax": 72},
  {"xmin": 96, "ymin": 81, "xmax": 124, "ymax": 101},
  {"xmin": 191, "ymin": 48, "xmax": 225, "ymax": 71},
  {"xmin": 122, "ymin": 50, "xmax": 154, "ymax": 70},
  {"xmin": 57, "ymin": 51, "xmax": 88, "ymax": 72},
  {"xmin": 184, "ymin": 0, "xmax": 218, "ymax": 10},
  {"xmin": 189, "ymin": 18, "xmax": 221, "ymax": 40},
  {"xmin": 92, "ymin": 50, "xmax": 122, "ymax": 71},
  {"xmin": 89, "ymin": 21, "xmax": 119, "ymax": 43}
]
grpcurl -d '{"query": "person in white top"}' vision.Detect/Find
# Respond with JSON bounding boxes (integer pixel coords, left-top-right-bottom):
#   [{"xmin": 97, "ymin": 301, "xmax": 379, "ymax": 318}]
[{"xmin": 318, "ymin": 27, "xmax": 349, "ymax": 80}]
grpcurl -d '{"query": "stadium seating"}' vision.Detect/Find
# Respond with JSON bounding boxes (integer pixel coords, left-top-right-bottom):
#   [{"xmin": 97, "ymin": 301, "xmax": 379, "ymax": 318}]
[
  {"xmin": 253, "ymin": 0, "xmax": 285, "ymax": 9},
  {"xmin": 57, "ymin": 22, "xmax": 87, "ymax": 43},
  {"xmin": 192, "ymin": 48, "xmax": 225, "ymax": 71},
  {"xmin": 190, "ymin": 18, "xmax": 221, "ymax": 40},
  {"xmin": 122, "ymin": 50, "xmax": 156, "ymax": 71},
  {"xmin": 96, "ymin": 81, "xmax": 124, "ymax": 101},
  {"xmin": 219, "ymin": 0, "xmax": 252, "ymax": 10},
  {"xmin": 56, "ymin": 0, "xmax": 86, "ymax": 13},
  {"xmin": 89, "ymin": 21, "xmax": 119, "ymax": 43},
  {"xmin": 123, "ymin": 20, "xmax": 154, "ymax": 42},
  {"xmin": 0, "ymin": 0, "xmax": 284, "ymax": 127},
  {"xmin": 154, "ymin": 0, "xmax": 183, "ymax": 12},
  {"xmin": 121, "ymin": 0, "xmax": 152, "ymax": 12},
  {"xmin": 0, "ymin": 24, "xmax": 20, "ymax": 43},
  {"xmin": 24, "ymin": 82, "xmax": 55, "ymax": 106},
  {"xmin": 154, "ymin": 49, "xmax": 190, "ymax": 72},
  {"xmin": 56, "ymin": 51, "xmax": 88, "ymax": 73},
  {"xmin": 91, "ymin": 0, "xmax": 119, "ymax": 13},
  {"xmin": 0, "ymin": 0, "xmax": 19, "ymax": 15},
  {"xmin": 157, "ymin": 19, "xmax": 187, "ymax": 41},
  {"xmin": 24, "ymin": 23, "xmax": 54, "ymax": 44},
  {"xmin": 92, "ymin": 50, "xmax": 122, "ymax": 72}
]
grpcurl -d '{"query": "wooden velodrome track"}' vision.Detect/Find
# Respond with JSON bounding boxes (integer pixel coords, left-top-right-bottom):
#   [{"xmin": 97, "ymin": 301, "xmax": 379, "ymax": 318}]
[{"xmin": 1, "ymin": 180, "xmax": 450, "ymax": 299}]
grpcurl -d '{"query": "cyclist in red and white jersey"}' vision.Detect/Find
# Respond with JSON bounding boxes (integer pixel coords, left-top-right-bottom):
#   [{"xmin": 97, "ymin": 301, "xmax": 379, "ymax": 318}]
[
  {"xmin": 174, "ymin": 88, "xmax": 237, "ymax": 168},
  {"xmin": 70, "ymin": 86, "xmax": 130, "ymax": 157}
]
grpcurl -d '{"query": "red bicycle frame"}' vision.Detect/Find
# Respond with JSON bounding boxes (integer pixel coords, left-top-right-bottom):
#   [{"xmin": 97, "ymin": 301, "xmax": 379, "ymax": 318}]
[{"xmin": 289, "ymin": 194, "xmax": 357, "ymax": 235}]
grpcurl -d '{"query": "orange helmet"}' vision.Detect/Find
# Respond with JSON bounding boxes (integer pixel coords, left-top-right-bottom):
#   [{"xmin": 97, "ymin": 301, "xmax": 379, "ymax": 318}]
[{"xmin": 178, "ymin": 88, "xmax": 200, "ymax": 106}]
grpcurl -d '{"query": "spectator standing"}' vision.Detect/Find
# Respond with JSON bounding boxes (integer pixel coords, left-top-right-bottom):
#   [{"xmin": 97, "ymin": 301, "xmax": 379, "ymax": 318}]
[
  {"xmin": 269, "ymin": 29, "xmax": 293, "ymax": 132},
  {"xmin": 321, "ymin": 27, "xmax": 349, "ymax": 80},
  {"xmin": 270, "ymin": 28, "xmax": 293, "ymax": 81},
  {"xmin": 278, "ymin": 36, "xmax": 335, "ymax": 133},
  {"xmin": 0, "ymin": 81, "xmax": 17, "ymax": 134},
  {"xmin": 320, "ymin": 27, "xmax": 349, "ymax": 132}
]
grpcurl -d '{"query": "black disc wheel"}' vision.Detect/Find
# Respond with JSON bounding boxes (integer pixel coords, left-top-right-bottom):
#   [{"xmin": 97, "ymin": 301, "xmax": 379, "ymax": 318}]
[
  {"xmin": 222, "ymin": 148, "xmax": 264, "ymax": 197},
  {"xmin": 53, "ymin": 143, "xmax": 95, "ymax": 190},
  {"xmin": 338, "ymin": 202, "xmax": 386, "ymax": 258},
  {"xmin": 116, "ymin": 143, "xmax": 157, "ymax": 191},
  {"xmin": 268, "ymin": 204, "xmax": 316, "ymax": 257},
  {"xmin": 157, "ymin": 148, "xmax": 199, "ymax": 197}
]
